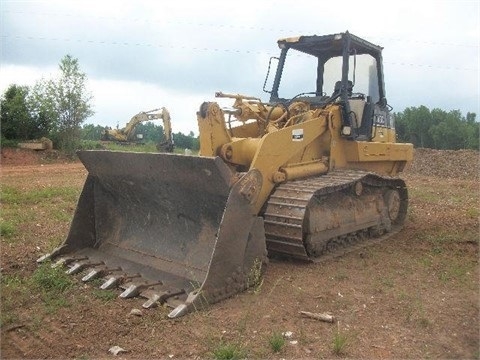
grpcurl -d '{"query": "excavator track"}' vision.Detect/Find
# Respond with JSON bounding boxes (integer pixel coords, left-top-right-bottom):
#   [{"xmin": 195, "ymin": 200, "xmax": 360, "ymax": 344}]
[{"xmin": 262, "ymin": 169, "xmax": 408, "ymax": 262}]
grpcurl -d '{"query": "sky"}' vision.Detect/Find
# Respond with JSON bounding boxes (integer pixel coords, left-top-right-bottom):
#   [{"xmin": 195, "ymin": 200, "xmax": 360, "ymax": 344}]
[{"xmin": 1, "ymin": 0, "xmax": 479, "ymax": 135}]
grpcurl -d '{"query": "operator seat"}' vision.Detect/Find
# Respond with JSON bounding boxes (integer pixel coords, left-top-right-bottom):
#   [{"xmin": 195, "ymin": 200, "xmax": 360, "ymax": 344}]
[{"xmin": 332, "ymin": 80, "xmax": 354, "ymax": 98}]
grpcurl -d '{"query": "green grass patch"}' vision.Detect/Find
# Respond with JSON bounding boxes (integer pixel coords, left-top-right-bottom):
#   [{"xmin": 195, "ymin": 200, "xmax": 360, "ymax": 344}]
[
  {"xmin": 0, "ymin": 220, "xmax": 16, "ymax": 238},
  {"xmin": 1, "ymin": 185, "xmax": 79, "ymax": 205},
  {"xmin": 466, "ymin": 207, "xmax": 480, "ymax": 219},
  {"xmin": 92, "ymin": 289, "xmax": 117, "ymax": 302},
  {"xmin": 31, "ymin": 262, "xmax": 73, "ymax": 293},
  {"xmin": 332, "ymin": 329, "xmax": 348, "ymax": 356},
  {"xmin": 211, "ymin": 341, "xmax": 246, "ymax": 360},
  {"xmin": 1, "ymin": 274, "xmax": 29, "ymax": 327},
  {"xmin": 268, "ymin": 331, "xmax": 285, "ymax": 353}
]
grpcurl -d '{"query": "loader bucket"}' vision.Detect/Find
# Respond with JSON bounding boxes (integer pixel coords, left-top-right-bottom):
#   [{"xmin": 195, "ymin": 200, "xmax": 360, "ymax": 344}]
[{"xmin": 39, "ymin": 150, "xmax": 266, "ymax": 318}]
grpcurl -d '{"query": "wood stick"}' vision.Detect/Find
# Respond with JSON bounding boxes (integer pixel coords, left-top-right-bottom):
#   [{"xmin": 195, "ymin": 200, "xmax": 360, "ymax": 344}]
[{"xmin": 300, "ymin": 311, "xmax": 335, "ymax": 323}]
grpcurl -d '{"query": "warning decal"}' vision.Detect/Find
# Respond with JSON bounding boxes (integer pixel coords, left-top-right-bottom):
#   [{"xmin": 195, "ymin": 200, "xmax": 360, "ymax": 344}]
[{"xmin": 292, "ymin": 129, "xmax": 304, "ymax": 141}]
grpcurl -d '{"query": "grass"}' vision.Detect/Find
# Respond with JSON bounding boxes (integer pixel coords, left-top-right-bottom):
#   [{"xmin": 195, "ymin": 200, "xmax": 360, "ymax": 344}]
[
  {"xmin": 31, "ymin": 262, "xmax": 73, "ymax": 293},
  {"xmin": 211, "ymin": 341, "xmax": 246, "ymax": 360},
  {"xmin": 1, "ymin": 262, "xmax": 74, "ymax": 326},
  {"xmin": 92, "ymin": 289, "xmax": 117, "ymax": 302},
  {"xmin": 268, "ymin": 331, "xmax": 285, "ymax": 353},
  {"xmin": 0, "ymin": 220, "xmax": 16, "ymax": 238},
  {"xmin": 1, "ymin": 185, "xmax": 80, "ymax": 205},
  {"xmin": 332, "ymin": 327, "xmax": 348, "ymax": 356}
]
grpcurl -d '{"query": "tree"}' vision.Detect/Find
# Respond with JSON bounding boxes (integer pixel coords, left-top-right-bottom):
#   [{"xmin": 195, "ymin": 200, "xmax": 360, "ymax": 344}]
[
  {"xmin": 396, "ymin": 106, "xmax": 479, "ymax": 150},
  {"xmin": 173, "ymin": 131, "xmax": 199, "ymax": 151},
  {"xmin": 33, "ymin": 55, "xmax": 94, "ymax": 153},
  {"xmin": 1, "ymin": 84, "xmax": 37, "ymax": 140},
  {"xmin": 81, "ymin": 124, "xmax": 106, "ymax": 141},
  {"xmin": 135, "ymin": 122, "xmax": 164, "ymax": 143}
]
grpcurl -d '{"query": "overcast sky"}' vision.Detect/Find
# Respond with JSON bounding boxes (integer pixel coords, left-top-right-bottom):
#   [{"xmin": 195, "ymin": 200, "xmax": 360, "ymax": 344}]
[{"xmin": 1, "ymin": 0, "xmax": 479, "ymax": 135}]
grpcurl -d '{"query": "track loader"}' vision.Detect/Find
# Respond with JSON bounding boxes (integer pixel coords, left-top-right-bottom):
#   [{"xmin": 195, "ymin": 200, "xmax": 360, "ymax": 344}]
[{"xmin": 39, "ymin": 32, "xmax": 413, "ymax": 318}]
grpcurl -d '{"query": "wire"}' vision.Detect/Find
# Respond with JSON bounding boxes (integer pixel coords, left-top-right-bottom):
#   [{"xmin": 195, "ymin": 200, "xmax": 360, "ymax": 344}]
[
  {"xmin": 2, "ymin": 34, "xmax": 477, "ymax": 72},
  {"xmin": 1, "ymin": 9, "xmax": 479, "ymax": 48}
]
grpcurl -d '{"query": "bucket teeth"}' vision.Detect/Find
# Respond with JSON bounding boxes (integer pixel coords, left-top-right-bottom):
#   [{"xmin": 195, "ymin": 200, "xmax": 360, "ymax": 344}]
[
  {"xmin": 119, "ymin": 284, "xmax": 141, "ymax": 299},
  {"xmin": 100, "ymin": 276, "xmax": 121, "ymax": 290},
  {"xmin": 52, "ymin": 257, "xmax": 74, "ymax": 268},
  {"xmin": 81, "ymin": 266, "xmax": 121, "ymax": 282},
  {"xmin": 52, "ymin": 256, "xmax": 87, "ymax": 268},
  {"xmin": 66, "ymin": 262, "xmax": 85, "ymax": 275},
  {"xmin": 100, "ymin": 273, "xmax": 141, "ymax": 290},
  {"xmin": 36, "ymin": 253, "xmax": 53, "ymax": 264},
  {"xmin": 142, "ymin": 294, "xmax": 162, "ymax": 308},
  {"xmin": 119, "ymin": 281, "xmax": 163, "ymax": 299},
  {"xmin": 82, "ymin": 268, "xmax": 103, "ymax": 282},
  {"xmin": 66, "ymin": 261, "xmax": 103, "ymax": 275},
  {"xmin": 142, "ymin": 289, "xmax": 185, "ymax": 309}
]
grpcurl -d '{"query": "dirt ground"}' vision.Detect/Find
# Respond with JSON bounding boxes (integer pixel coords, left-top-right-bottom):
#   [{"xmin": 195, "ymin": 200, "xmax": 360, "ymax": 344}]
[{"xmin": 1, "ymin": 147, "xmax": 479, "ymax": 359}]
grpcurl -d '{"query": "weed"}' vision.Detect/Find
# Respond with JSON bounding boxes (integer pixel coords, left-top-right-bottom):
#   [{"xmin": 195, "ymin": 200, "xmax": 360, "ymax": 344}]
[
  {"xmin": 92, "ymin": 289, "xmax": 117, "ymax": 302},
  {"xmin": 466, "ymin": 207, "xmax": 479, "ymax": 219},
  {"xmin": 268, "ymin": 331, "xmax": 285, "ymax": 353},
  {"xmin": 211, "ymin": 341, "xmax": 246, "ymax": 360},
  {"xmin": 0, "ymin": 220, "xmax": 16, "ymax": 238},
  {"xmin": 44, "ymin": 294, "xmax": 70, "ymax": 314},
  {"xmin": 332, "ymin": 326, "xmax": 348, "ymax": 356},
  {"xmin": 31, "ymin": 262, "xmax": 73, "ymax": 292}
]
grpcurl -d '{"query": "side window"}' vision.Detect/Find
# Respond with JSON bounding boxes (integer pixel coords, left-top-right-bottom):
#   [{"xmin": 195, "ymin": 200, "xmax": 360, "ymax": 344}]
[
  {"xmin": 324, "ymin": 54, "xmax": 379, "ymax": 102},
  {"xmin": 276, "ymin": 51, "xmax": 318, "ymax": 99}
]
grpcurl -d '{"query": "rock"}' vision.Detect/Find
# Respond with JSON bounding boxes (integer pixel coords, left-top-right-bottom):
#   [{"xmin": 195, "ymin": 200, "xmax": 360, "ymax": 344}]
[
  {"xmin": 109, "ymin": 346, "xmax": 127, "ymax": 355},
  {"xmin": 130, "ymin": 308, "xmax": 143, "ymax": 316}
]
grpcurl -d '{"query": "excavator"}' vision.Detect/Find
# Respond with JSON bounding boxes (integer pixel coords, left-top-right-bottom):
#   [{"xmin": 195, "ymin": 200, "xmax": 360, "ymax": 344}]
[
  {"xmin": 38, "ymin": 32, "xmax": 413, "ymax": 318},
  {"xmin": 102, "ymin": 107, "xmax": 174, "ymax": 152}
]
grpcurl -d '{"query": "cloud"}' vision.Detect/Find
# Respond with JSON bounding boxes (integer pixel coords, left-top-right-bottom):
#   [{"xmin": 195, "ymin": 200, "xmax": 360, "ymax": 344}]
[{"xmin": 1, "ymin": 0, "xmax": 479, "ymax": 134}]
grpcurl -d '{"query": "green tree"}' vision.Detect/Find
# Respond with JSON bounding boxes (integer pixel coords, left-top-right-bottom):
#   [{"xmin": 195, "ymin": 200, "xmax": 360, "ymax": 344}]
[
  {"xmin": 396, "ymin": 106, "xmax": 478, "ymax": 150},
  {"xmin": 173, "ymin": 131, "xmax": 199, "ymax": 151},
  {"xmin": 81, "ymin": 124, "xmax": 106, "ymax": 140},
  {"xmin": 136, "ymin": 122, "xmax": 164, "ymax": 143},
  {"xmin": 0, "ymin": 84, "xmax": 38, "ymax": 140},
  {"xmin": 395, "ymin": 106, "xmax": 437, "ymax": 148},
  {"xmin": 33, "ymin": 55, "xmax": 94, "ymax": 153}
]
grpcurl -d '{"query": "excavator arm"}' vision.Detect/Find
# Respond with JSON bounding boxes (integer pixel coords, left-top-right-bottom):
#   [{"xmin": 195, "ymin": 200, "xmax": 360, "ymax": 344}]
[{"xmin": 102, "ymin": 107, "xmax": 174, "ymax": 150}]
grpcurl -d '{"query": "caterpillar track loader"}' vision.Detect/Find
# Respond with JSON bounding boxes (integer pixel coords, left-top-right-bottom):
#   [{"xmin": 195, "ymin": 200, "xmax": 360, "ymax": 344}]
[{"xmin": 38, "ymin": 31, "xmax": 413, "ymax": 318}]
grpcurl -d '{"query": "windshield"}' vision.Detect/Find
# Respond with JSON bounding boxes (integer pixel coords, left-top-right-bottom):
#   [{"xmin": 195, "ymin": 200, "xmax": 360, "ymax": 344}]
[{"xmin": 276, "ymin": 51, "xmax": 379, "ymax": 102}]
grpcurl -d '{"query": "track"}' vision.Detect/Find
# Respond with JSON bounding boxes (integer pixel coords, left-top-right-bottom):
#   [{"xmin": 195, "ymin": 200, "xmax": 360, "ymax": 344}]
[{"xmin": 262, "ymin": 169, "xmax": 408, "ymax": 262}]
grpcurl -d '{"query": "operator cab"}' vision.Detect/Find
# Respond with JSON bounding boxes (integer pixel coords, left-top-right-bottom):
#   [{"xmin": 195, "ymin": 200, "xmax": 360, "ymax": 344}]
[{"xmin": 264, "ymin": 31, "xmax": 394, "ymax": 141}]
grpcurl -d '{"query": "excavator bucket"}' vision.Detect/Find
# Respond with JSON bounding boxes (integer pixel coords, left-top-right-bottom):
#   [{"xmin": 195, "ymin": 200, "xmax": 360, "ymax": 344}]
[{"xmin": 38, "ymin": 150, "xmax": 266, "ymax": 318}]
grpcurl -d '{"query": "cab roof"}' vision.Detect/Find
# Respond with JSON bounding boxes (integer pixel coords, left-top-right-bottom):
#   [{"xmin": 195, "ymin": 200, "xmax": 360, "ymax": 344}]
[{"xmin": 277, "ymin": 31, "xmax": 383, "ymax": 59}]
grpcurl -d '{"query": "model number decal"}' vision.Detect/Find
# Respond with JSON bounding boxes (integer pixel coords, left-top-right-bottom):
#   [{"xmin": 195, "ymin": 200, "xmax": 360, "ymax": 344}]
[{"xmin": 292, "ymin": 129, "xmax": 304, "ymax": 141}]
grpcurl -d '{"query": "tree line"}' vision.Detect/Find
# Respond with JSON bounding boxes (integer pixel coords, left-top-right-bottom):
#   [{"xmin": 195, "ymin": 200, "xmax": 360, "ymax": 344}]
[
  {"xmin": 82, "ymin": 122, "xmax": 199, "ymax": 150},
  {"xmin": 395, "ymin": 106, "xmax": 479, "ymax": 150},
  {"xmin": 0, "ymin": 55, "xmax": 200, "ymax": 153},
  {"xmin": 1, "ymin": 55, "xmax": 478, "ymax": 152}
]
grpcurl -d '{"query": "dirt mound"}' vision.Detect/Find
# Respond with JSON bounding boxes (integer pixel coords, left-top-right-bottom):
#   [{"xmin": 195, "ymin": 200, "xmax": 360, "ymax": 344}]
[
  {"xmin": 2, "ymin": 146, "xmax": 479, "ymax": 181},
  {"xmin": 1, "ymin": 148, "xmax": 68, "ymax": 166},
  {"xmin": 406, "ymin": 148, "xmax": 479, "ymax": 180}
]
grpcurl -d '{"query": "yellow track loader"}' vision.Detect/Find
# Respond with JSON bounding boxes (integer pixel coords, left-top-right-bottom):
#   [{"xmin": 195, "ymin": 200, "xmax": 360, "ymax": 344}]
[{"xmin": 39, "ymin": 32, "xmax": 413, "ymax": 318}]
